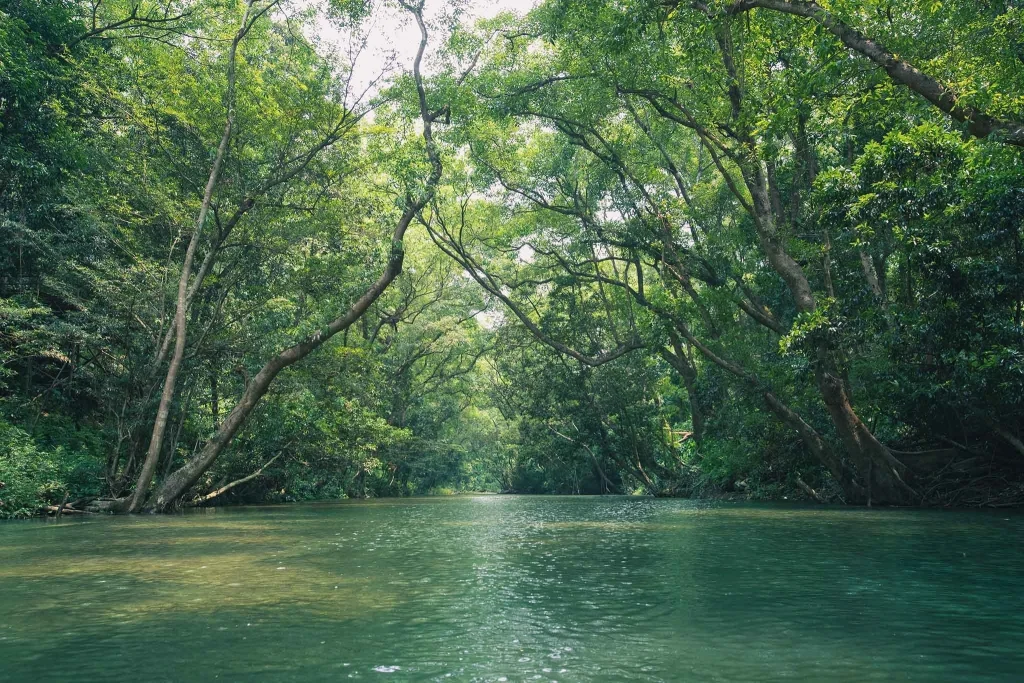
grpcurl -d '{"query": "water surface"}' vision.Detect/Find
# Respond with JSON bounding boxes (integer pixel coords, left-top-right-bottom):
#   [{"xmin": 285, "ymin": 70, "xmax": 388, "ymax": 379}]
[{"xmin": 2, "ymin": 496, "xmax": 1022, "ymax": 681}]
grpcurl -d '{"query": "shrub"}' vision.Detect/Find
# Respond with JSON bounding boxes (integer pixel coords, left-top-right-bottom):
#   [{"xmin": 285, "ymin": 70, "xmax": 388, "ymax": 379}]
[{"xmin": 0, "ymin": 419, "xmax": 102, "ymax": 518}]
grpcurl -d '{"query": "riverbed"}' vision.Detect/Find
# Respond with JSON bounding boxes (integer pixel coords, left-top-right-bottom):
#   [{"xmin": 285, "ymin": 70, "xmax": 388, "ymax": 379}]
[{"xmin": 2, "ymin": 496, "xmax": 1023, "ymax": 681}]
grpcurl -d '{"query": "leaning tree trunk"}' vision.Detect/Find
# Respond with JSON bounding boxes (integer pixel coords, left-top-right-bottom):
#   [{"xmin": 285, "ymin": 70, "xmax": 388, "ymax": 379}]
[
  {"xmin": 149, "ymin": 242, "xmax": 413, "ymax": 511},
  {"xmin": 761, "ymin": 391, "xmax": 864, "ymax": 501},
  {"xmin": 127, "ymin": 1, "xmax": 256, "ymax": 513},
  {"xmin": 812, "ymin": 354, "xmax": 910, "ymax": 504},
  {"xmin": 145, "ymin": 1, "xmax": 443, "ymax": 512},
  {"xmin": 666, "ymin": 314, "xmax": 865, "ymax": 502},
  {"xmin": 688, "ymin": 16, "xmax": 915, "ymax": 502}
]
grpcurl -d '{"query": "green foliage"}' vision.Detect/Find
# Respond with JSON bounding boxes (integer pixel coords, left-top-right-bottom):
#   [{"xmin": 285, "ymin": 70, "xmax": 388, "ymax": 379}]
[
  {"xmin": 0, "ymin": 417, "xmax": 102, "ymax": 518},
  {"xmin": 778, "ymin": 300, "xmax": 839, "ymax": 357}
]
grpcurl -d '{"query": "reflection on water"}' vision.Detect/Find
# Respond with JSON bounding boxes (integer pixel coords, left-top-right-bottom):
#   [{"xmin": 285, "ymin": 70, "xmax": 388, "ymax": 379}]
[{"xmin": 2, "ymin": 496, "xmax": 1023, "ymax": 682}]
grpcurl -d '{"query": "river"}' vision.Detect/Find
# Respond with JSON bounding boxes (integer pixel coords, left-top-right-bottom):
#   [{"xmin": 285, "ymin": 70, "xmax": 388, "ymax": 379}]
[{"xmin": 2, "ymin": 496, "xmax": 1023, "ymax": 681}]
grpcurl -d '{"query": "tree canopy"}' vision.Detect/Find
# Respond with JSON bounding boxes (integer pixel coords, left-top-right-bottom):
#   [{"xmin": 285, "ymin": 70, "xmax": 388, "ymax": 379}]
[{"xmin": 1, "ymin": 0, "xmax": 1022, "ymax": 516}]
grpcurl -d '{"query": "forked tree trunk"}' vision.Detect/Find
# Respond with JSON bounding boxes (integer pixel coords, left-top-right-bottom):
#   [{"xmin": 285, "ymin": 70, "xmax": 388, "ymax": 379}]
[{"xmin": 149, "ymin": 243, "xmax": 412, "ymax": 510}]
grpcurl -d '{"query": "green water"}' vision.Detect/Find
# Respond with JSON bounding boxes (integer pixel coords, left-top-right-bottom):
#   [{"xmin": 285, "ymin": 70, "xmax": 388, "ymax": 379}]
[{"xmin": 2, "ymin": 497, "xmax": 1023, "ymax": 682}]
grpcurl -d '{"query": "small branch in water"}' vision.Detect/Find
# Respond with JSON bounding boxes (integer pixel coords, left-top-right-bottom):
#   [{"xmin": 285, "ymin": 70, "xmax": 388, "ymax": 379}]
[
  {"xmin": 188, "ymin": 453, "xmax": 281, "ymax": 506},
  {"xmin": 55, "ymin": 490, "xmax": 70, "ymax": 519}
]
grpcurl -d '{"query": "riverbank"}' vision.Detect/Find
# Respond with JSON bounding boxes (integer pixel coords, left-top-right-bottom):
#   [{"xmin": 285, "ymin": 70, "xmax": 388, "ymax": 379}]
[{"xmin": 10, "ymin": 479, "xmax": 1024, "ymax": 522}]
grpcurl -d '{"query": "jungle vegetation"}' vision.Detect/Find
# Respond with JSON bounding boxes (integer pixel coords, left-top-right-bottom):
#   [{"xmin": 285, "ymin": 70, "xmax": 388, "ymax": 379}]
[{"xmin": 1, "ymin": 0, "xmax": 1022, "ymax": 516}]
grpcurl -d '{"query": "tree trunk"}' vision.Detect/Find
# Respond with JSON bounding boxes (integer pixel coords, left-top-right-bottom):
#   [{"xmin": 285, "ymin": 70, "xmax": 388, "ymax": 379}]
[
  {"xmin": 127, "ymin": 1, "xmax": 255, "ymax": 513},
  {"xmin": 149, "ymin": 220, "xmax": 418, "ymax": 511},
  {"xmin": 762, "ymin": 391, "xmax": 863, "ymax": 501},
  {"xmin": 658, "ymin": 311, "xmax": 866, "ymax": 500},
  {"xmin": 813, "ymin": 357, "xmax": 911, "ymax": 503},
  {"xmin": 210, "ymin": 370, "xmax": 219, "ymax": 429}
]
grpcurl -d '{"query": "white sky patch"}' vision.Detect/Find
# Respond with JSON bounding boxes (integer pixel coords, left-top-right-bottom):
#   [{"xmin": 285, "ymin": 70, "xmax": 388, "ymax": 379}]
[
  {"xmin": 475, "ymin": 309, "xmax": 504, "ymax": 329},
  {"xmin": 307, "ymin": 0, "xmax": 537, "ymax": 99},
  {"xmin": 516, "ymin": 243, "xmax": 535, "ymax": 264},
  {"xmin": 598, "ymin": 206, "xmax": 623, "ymax": 223}
]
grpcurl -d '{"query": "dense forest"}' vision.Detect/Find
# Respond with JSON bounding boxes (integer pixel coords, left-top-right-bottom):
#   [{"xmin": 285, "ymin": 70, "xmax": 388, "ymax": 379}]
[{"xmin": 1, "ymin": 0, "xmax": 1022, "ymax": 517}]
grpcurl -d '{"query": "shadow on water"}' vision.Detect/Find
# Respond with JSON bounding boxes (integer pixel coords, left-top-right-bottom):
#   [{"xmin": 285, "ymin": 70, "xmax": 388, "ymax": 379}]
[{"xmin": 2, "ymin": 496, "xmax": 1023, "ymax": 682}]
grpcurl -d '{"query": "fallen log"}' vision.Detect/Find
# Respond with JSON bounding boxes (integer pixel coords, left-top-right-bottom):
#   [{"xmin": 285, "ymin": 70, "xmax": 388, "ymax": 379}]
[
  {"xmin": 795, "ymin": 476, "xmax": 825, "ymax": 503},
  {"xmin": 85, "ymin": 498, "xmax": 128, "ymax": 513},
  {"xmin": 43, "ymin": 504, "xmax": 93, "ymax": 515}
]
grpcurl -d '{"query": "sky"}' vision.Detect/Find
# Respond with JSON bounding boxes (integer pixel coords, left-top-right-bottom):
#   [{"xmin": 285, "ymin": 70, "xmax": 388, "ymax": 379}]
[{"xmin": 309, "ymin": 0, "xmax": 538, "ymax": 102}]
